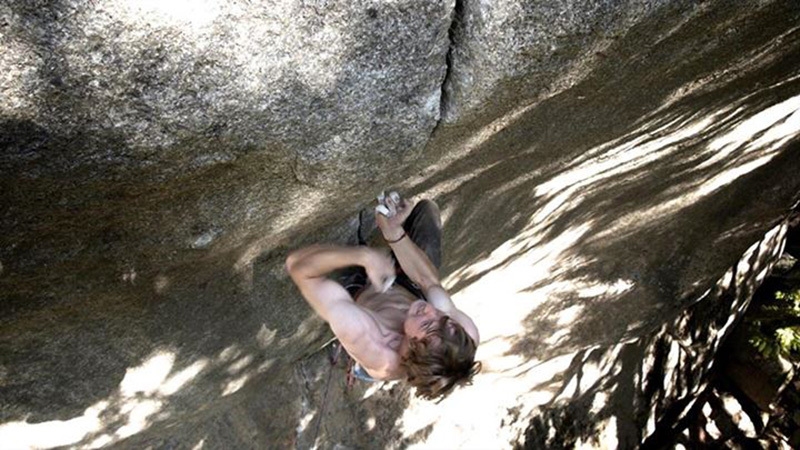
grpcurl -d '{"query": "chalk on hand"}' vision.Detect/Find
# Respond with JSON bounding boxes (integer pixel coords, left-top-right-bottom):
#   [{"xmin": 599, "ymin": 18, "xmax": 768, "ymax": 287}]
[
  {"xmin": 389, "ymin": 191, "xmax": 400, "ymax": 204},
  {"xmin": 380, "ymin": 275, "xmax": 396, "ymax": 293},
  {"xmin": 376, "ymin": 204, "xmax": 392, "ymax": 217}
]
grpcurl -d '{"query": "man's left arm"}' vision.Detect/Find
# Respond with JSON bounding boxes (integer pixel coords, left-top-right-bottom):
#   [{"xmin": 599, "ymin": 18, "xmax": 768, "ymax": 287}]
[
  {"xmin": 381, "ymin": 211, "xmax": 480, "ymax": 344},
  {"xmin": 286, "ymin": 245, "xmax": 400, "ymax": 372},
  {"xmin": 388, "ymin": 233, "xmax": 479, "ymax": 344}
]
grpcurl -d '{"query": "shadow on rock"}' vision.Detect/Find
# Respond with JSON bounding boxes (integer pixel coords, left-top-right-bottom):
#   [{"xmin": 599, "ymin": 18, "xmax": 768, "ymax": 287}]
[{"xmin": 515, "ymin": 222, "xmax": 789, "ymax": 448}]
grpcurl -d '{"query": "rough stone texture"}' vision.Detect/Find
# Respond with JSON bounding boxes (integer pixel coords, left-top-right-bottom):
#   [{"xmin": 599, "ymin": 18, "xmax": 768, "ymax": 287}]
[
  {"xmin": 0, "ymin": 0, "xmax": 453, "ymax": 447},
  {"xmin": 1, "ymin": 0, "xmax": 450, "ymax": 178},
  {"xmin": 0, "ymin": 0, "xmax": 452, "ymax": 293},
  {"xmin": 1, "ymin": 0, "xmax": 800, "ymax": 448},
  {"xmin": 443, "ymin": 0, "xmax": 708, "ymax": 124}
]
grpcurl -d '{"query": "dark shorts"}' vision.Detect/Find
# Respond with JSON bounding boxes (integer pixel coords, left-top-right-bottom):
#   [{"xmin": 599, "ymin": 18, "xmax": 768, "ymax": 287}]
[{"xmin": 337, "ymin": 199, "xmax": 442, "ymax": 300}]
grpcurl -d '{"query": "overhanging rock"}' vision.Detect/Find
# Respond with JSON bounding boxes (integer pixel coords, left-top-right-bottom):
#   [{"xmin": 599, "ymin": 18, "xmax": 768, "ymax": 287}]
[
  {"xmin": 0, "ymin": 0, "xmax": 453, "ymax": 296},
  {"xmin": 1, "ymin": 0, "xmax": 800, "ymax": 449}
]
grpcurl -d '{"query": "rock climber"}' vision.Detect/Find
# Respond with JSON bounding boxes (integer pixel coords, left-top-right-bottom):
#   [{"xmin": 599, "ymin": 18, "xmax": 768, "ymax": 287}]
[{"xmin": 285, "ymin": 192, "xmax": 480, "ymax": 400}]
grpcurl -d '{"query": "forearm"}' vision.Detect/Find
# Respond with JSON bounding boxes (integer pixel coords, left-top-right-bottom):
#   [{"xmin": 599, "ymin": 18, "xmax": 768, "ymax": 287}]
[
  {"xmin": 387, "ymin": 234, "xmax": 440, "ymax": 290},
  {"xmin": 286, "ymin": 245, "xmax": 366, "ymax": 280}
]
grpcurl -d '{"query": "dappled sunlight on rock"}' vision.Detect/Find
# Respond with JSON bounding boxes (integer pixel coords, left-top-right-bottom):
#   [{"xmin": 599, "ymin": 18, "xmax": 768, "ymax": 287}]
[
  {"xmin": 226, "ymin": 355, "xmax": 254, "ymax": 375},
  {"xmin": 161, "ymin": 360, "xmax": 209, "ymax": 396},
  {"xmin": 118, "ymin": 0, "xmax": 223, "ymax": 31},
  {"xmin": 221, "ymin": 372, "xmax": 252, "ymax": 397},
  {"xmin": 295, "ymin": 406, "xmax": 316, "ymax": 436},
  {"xmin": 431, "ymin": 80, "xmax": 800, "ymax": 313},
  {"xmin": 396, "ymin": 59, "xmax": 798, "ymax": 444},
  {"xmin": 0, "ymin": 340, "xmax": 276, "ymax": 448},
  {"xmin": 0, "ymin": 349, "xmax": 189, "ymax": 449},
  {"xmin": 0, "ymin": 402, "xmax": 107, "ymax": 450},
  {"xmin": 396, "ymin": 352, "xmax": 576, "ymax": 448},
  {"xmin": 594, "ymin": 94, "xmax": 800, "ymax": 242},
  {"xmin": 442, "ymin": 222, "xmax": 593, "ymax": 351},
  {"xmin": 119, "ymin": 351, "xmax": 175, "ymax": 397},
  {"xmin": 446, "ymin": 223, "xmax": 593, "ymax": 300},
  {"xmin": 116, "ymin": 398, "xmax": 163, "ymax": 439},
  {"xmin": 705, "ymin": 91, "xmax": 800, "ymax": 161},
  {"xmin": 575, "ymin": 279, "xmax": 634, "ymax": 299},
  {"xmin": 216, "ymin": 344, "xmax": 242, "ymax": 363},
  {"xmin": 361, "ymin": 380, "xmax": 400, "ymax": 400},
  {"xmin": 535, "ymin": 115, "xmax": 717, "ymax": 199}
]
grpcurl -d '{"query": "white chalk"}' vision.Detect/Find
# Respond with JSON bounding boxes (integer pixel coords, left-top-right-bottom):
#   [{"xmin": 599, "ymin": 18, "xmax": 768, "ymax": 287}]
[
  {"xmin": 375, "ymin": 204, "xmax": 392, "ymax": 217},
  {"xmin": 380, "ymin": 275, "xmax": 396, "ymax": 293}
]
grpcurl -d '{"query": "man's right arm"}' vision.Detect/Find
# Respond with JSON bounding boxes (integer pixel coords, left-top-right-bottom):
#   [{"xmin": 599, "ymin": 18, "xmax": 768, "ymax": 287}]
[
  {"xmin": 285, "ymin": 245, "xmax": 392, "ymax": 322},
  {"xmin": 384, "ymin": 231, "xmax": 440, "ymax": 291},
  {"xmin": 285, "ymin": 245, "xmax": 398, "ymax": 372}
]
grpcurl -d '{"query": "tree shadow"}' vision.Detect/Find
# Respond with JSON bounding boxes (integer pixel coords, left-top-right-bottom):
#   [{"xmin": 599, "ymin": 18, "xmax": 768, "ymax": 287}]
[
  {"xmin": 428, "ymin": 3, "xmax": 800, "ymax": 293},
  {"xmin": 1, "ymin": 0, "xmax": 799, "ymax": 449},
  {"xmin": 515, "ymin": 221, "xmax": 789, "ymax": 449},
  {"xmin": 411, "ymin": 0, "xmax": 800, "ymax": 361},
  {"xmin": 398, "ymin": 2, "xmax": 800, "ymax": 447}
]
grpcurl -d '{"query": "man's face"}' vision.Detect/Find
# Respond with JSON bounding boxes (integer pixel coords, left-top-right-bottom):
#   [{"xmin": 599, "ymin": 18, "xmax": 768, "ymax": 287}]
[{"xmin": 405, "ymin": 300, "xmax": 448, "ymax": 340}]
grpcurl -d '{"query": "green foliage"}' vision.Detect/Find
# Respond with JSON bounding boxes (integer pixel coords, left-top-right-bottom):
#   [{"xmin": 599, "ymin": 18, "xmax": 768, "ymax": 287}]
[
  {"xmin": 774, "ymin": 289, "xmax": 800, "ymax": 307},
  {"xmin": 748, "ymin": 286, "xmax": 800, "ymax": 360}
]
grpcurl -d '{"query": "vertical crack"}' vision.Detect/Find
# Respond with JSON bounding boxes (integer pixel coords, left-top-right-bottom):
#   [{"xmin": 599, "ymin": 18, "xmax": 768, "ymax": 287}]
[{"xmin": 434, "ymin": 0, "xmax": 465, "ymax": 132}]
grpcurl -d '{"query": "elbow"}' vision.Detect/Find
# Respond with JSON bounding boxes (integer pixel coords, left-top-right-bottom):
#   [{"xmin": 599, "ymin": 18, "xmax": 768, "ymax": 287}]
[{"xmin": 285, "ymin": 251, "xmax": 301, "ymax": 277}]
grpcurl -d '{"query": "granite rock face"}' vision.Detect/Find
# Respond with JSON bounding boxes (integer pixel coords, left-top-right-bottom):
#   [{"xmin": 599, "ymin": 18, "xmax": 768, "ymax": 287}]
[
  {"xmin": 1, "ymin": 0, "xmax": 450, "ymax": 180},
  {"xmin": 1, "ymin": 0, "xmax": 800, "ymax": 449},
  {"xmin": 443, "ymin": 0, "xmax": 677, "ymax": 124},
  {"xmin": 0, "ymin": 0, "xmax": 454, "ymax": 446},
  {"xmin": 0, "ymin": 0, "xmax": 452, "ymax": 290}
]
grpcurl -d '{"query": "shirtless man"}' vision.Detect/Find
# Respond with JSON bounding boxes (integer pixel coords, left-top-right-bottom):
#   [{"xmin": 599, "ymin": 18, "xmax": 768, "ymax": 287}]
[{"xmin": 286, "ymin": 194, "xmax": 480, "ymax": 400}]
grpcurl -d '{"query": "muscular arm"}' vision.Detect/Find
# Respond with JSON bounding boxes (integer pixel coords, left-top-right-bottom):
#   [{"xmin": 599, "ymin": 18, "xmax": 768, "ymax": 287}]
[
  {"xmin": 285, "ymin": 245, "xmax": 367, "ymax": 321},
  {"xmin": 285, "ymin": 245, "xmax": 397, "ymax": 372},
  {"xmin": 386, "ymin": 234, "xmax": 439, "ymax": 291},
  {"xmin": 386, "ymin": 236, "xmax": 480, "ymax": 344},
  {"xmin": 378, "ymin": 196, "xmax": 480, "ymax": 345}
]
